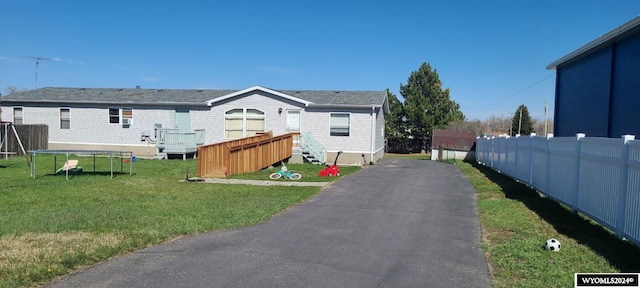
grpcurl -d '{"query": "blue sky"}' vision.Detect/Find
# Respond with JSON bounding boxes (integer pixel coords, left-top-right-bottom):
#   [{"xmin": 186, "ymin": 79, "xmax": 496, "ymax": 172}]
[{"xmin": 1, "ymin": 1, "xmax": 639, "ymax": 120}]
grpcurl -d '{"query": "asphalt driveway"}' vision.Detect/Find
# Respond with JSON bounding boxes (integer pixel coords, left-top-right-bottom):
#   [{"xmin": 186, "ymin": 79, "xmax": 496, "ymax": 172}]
[{"xmin": 47, "ymin": 158, "xmax": 491, "ymax": 288}]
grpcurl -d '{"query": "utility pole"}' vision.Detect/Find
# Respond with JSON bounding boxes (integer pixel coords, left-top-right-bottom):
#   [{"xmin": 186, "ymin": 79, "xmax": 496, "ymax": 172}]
[
  {"xmin": 509, "ymin": 113, "xmax": 514, "ymax": 136},
  {"xmin": 544, "ymin": 100, "xmax": 548, "ymax": 135},
  {"xmin": 518, "ymin": 106, "xmax": 523, "ymax": 135}
]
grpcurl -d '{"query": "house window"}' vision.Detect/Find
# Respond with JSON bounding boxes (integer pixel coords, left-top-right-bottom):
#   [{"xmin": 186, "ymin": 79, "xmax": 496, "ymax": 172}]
[
  {"xmin": 225, "ymin": 108, "xmax": 265, "ymax": 139},
  {"xmin": 122, "ymin": 108, "xmax": 133, "ymax": 126},
  {"xmin": 109, "ymin": 108, "xmax": 133, "ymax": 126},
  {"xmin": 246, "ymin": 109, "xmax": 265, "ymax": 136},
  {"xmin": 109, "ymin": 108, "xmax": 120, "ymax": 124},
  {"xmin": 330, "ymin": 113, "xmax": 350, "ymax": 136},
  {"xmin": 60, "ymin": 108, "xmax": 70, "ymax": 129},
  {"xmin": 13, "ymin": 107, "xmax": 23, "ymax": 125}
]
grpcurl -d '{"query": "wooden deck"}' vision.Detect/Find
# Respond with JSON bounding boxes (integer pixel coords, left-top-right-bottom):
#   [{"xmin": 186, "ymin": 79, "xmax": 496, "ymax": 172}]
[{"xmin": 155, "ymin": 129, "xmax": 205, "ymax": 160}]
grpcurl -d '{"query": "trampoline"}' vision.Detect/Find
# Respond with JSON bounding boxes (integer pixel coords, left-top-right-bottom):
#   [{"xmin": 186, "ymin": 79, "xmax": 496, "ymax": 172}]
[{"xmin": 28, "ymin": 149, "xmax": 134, "ymax": 180}]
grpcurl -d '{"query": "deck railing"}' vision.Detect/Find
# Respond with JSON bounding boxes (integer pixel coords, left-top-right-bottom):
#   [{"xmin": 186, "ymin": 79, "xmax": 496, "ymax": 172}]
[
  {"xmin": 195, "ymin": 129, "xmax": 205, "ymax": 145},
  {"xmin": 155, "ymin": 128, "xmax": 178, "ymax": 149},
  {"xmin": 155, "ymin": 128, "xmax": 205, "ymax": 151},
  {"xmin": 163, "ymin": 133, "xmax": 197, "ymax": 153},
  {"xmin": 197, "ymin": 131, "xmax": 296, "ymax": 178}
]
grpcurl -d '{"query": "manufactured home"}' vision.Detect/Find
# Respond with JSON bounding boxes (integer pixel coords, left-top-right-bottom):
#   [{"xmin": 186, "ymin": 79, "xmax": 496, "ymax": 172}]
[{"xmin": 0, "ymin": 85, "xmax": 388, "ymax": 165}]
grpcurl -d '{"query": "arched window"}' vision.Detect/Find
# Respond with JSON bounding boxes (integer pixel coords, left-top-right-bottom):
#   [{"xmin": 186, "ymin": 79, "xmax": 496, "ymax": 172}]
[{"xmin": 225, "ymin": 108, "xmax": 265, "ymax": 139}]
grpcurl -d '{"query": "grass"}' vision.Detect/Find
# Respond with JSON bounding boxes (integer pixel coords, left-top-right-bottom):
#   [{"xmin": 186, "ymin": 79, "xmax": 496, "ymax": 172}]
[
  {"xmin": 0, "ymin": 155, "xmax": 329, "ymax": 287},
  {"xmin": 229, "ymin": 162, "xmax": 361, "ymax": 182},
  {"xmin": 384, "ymin": 152, "xmax": 431, "ymax": 160},
  {"xmin": 5, "ymin": 152, "xmax": 639, "ymax": 287},
  {"xmin": 457, "ymin": 160, "xmax": 640, "ymax": 288}
]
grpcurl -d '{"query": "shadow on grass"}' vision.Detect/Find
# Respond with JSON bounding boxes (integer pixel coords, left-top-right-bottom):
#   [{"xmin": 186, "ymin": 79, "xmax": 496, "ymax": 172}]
[
  {"xmin": 467, "ymin": 160, "xmax": 640, "ymax": 272},
  {"xmin": 0, "ymin": 162, "xmax": 22, "ymax": 169},
  {"xmin": 43, "ymin": 171, "xmax": 133, "ymax": 179}
]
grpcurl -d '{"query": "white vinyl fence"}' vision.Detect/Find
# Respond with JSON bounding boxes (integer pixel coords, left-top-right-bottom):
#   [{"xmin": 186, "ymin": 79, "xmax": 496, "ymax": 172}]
[{"xmin": 475, "ymin": 133, "xmax": 640, "ymax": 248}]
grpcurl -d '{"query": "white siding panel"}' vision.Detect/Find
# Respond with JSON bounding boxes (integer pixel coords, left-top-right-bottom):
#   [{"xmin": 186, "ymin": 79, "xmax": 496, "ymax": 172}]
[
  {"xmin": 0, "ymin": 106, "xmax": 11, "ymax": 122},
  {"xmin": 16, "ymin": 106, "xmax": 177, "ymax": 145},
  {"xmin": 201, "ymin": 92, "xmax": 305, "ymax": 143},
  {"xmin": 304, "ymin": 108, "xmax": 372, "ymax": 153}
]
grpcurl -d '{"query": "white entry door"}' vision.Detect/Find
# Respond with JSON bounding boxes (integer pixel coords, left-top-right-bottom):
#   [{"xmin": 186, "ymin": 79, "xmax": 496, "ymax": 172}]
[{"xmin": 286, "ymin": 110, "xmax": 300, "ymax": 132}]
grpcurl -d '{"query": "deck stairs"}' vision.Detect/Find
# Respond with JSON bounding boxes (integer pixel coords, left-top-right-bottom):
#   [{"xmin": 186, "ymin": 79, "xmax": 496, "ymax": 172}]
[{"xmin": 300, "ymin": 133, "xmax": 326, "ymax": 165}]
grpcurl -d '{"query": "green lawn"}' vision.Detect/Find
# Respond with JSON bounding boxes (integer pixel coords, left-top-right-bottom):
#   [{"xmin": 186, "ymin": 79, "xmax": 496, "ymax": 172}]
[
  {"xmin": 5, "ymin": 153, "xmax": 639, "ymax": 288},
  {"xmin": 384, "ymin": 153, "xmax": 431, "ymax": 160},
  {"xmin": 458, "ymin": 160, "xmax": 640, "ymax": 288},
  {"xmin": 230, "ymin": 162, "xmax": 361, "ymax": 182},
  {"xmin": 0, "ymin": 155, "xmax": 328, "ymax": 287}
]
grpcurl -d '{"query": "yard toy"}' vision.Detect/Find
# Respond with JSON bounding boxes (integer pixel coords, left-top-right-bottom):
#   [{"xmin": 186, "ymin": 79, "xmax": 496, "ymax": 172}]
[
  {"xmin": 545, "ymin": 238, "xmax": 561, "ymax": 252},
  {"xmin": 55, "ymin": 159, "xmax": 83, "ymax": 175},
  {"xmin": 269, "ymin": 164, "xmax": 302, "ymax": 180},
  {"xmin": 319, "ymin": 151, "xmax": 342, "ymax": 177}
]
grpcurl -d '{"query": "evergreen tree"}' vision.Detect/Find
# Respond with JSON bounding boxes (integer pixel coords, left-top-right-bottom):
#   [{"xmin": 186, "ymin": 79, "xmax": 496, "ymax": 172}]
[
  {"xmin": 385, "ymin": 89, "xmax": 407, "ymax": 138},
  {"xmin": 400, "ymin": 62, "xmax": 464, "ymax": 149},
  {"xmin": 511, "ymin": 105, "xmax": 534, "ymax": 135}
]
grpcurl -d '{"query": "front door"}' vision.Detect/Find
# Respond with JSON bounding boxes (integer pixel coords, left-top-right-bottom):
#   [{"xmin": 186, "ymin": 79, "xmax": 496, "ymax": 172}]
[
  {"xmin": 286, "ymin": 110, "xmax": 300, "ymax": 132},
  {"xmin": 175, "ymin": 108, "xmax": 190, "ymax": 132}
]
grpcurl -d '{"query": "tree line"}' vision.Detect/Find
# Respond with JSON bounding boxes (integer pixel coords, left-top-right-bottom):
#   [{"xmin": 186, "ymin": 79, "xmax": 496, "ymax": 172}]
[{"xmin": 386, "ymin": 63, "xmax": 553, "ymax": 152}]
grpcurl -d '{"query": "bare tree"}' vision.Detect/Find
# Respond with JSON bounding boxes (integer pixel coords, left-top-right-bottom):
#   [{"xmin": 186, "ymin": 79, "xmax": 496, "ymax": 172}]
[
  {"xmin": 446, "ymin": 118, "xmax": 486, "ymax": 136},
  {"xmin": 532, "ymin": 119, "xmax": 554, "ymax": 135},
  {"xmin": 484, "ymin": 115, "xmax": 511, "ymax": 135},
  {"xmin": 5, "ymin": 85, "xmax": 28, "ymax": 95}
]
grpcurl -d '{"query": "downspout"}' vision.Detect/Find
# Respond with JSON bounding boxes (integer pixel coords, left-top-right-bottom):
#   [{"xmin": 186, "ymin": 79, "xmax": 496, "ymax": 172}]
[{"xmin": 370, "ymin": 106, "xmax": 375, "ymax": 165}]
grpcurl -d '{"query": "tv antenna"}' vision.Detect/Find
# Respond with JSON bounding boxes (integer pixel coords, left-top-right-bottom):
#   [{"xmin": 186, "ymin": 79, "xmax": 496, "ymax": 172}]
[{"xmin": 24, "ymin": 56, "xmax": 51, "ymax": 89}]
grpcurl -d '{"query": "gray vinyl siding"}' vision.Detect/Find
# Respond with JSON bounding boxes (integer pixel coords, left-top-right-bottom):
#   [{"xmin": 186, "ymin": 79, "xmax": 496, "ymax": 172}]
[
  {"xmin": 200, "ymin": 91, "xmax": 306, "ymax": 143},
  {"xmin": 304, "ymin": 108, "xmax": 374, "ymax": 154},
  {"xmin": 2, "ymin": 105, "xmax": 177, "ymax": 146}
]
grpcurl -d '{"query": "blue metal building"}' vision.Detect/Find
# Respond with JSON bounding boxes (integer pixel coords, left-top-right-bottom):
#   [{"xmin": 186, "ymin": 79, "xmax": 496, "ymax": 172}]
[{"xmin": 547, "ymin": 16, "xmax": 640, "ymax": 138}]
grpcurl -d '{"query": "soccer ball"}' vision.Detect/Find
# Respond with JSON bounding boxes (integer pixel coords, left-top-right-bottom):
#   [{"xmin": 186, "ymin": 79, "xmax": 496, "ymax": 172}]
[{"xmin": 545, "ymin": 238, "xmax": 561, "ymax": 252}]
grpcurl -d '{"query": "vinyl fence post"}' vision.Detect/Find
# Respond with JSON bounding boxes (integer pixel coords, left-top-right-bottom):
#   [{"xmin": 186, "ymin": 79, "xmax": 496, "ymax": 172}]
[
  {"xmin": 502, "ymin": 137, "xmax": 507, "ymax": 173},
  {"xmin": 571, "ymin": 133, "xmax": 586, "ymax": 213},
  {"xmin": 491, "ymin": 137, "xmax": 496, "ymax": 169},
  {"xmin": 615, "ymin": 135, "xmax": 634, "ymax": 238},
  {"xmin": 514, "ymin": 135, "xmax": 520, "ymax": 179},
  {"xmin": 529, "ymin": 133, "xmax": 536, "ymax": 185},
  {"xmin": 544, "ymin": 134, "xmax": 553, "ymax": 196}
]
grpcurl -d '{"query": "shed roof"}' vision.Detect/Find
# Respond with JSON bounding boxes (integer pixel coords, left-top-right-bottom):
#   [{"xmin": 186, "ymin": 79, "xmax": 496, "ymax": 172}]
[
  {"xmin": 547, "ymin": 15, "xmax": 640, "ymax": 70},
  {"xmin": 1, "ymin": 86, "xmax": 388, "ymax": 112}
]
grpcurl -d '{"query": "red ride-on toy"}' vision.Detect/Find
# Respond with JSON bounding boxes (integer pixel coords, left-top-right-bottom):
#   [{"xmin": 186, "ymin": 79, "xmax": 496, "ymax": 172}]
[{"xmin": 319, "ymin": 151, "xmax": 343, "ymax": 177}]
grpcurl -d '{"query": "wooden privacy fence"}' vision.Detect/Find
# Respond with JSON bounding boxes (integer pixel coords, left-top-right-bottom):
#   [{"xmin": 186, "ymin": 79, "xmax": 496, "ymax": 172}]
[
  {"xmin": 1, "ymin": 124, "xmax": 48, "ymax": 157},
  {"xmin": 197, "ymin": 131, "xmax": 296, "ymax": 178}
]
